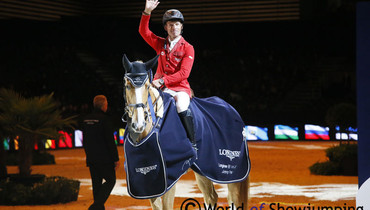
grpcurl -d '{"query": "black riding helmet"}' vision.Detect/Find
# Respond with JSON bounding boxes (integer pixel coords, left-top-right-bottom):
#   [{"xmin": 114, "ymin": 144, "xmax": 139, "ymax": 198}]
[{"xmin": 162, "ymin": 9, "xmax": 184, "ymax": 25}]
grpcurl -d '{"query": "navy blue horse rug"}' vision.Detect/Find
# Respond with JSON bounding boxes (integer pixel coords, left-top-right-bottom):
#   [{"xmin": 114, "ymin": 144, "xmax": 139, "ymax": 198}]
[
  {"xmin": 124, "ymin": 93, "xmax": 250, "ymax": 199},
  {"xmin": 190, "ymin": 96, "xmax": 251, "ymax": 184}
]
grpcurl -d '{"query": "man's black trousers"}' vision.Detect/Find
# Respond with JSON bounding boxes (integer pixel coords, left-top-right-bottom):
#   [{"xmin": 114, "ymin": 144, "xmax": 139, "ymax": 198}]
[{"xmin": 88, "ymin": 163, "xmax": 116, "ymax": 209}]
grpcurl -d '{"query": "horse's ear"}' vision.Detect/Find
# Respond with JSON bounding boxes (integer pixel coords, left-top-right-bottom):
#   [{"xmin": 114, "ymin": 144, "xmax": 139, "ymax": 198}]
[
  {"xmin": 122, "ymin": 54, "xmax": 132, "ymax": 73},
  {"xmin": 145, "ymin": 55, "xmax": 159, "ymax": 71}
]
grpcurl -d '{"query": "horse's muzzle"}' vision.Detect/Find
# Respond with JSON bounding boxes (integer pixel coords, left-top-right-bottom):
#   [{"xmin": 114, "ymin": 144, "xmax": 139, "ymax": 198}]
[{"xmin": 131, "ymin": 122, "xmax": 146, "ymax": 134}]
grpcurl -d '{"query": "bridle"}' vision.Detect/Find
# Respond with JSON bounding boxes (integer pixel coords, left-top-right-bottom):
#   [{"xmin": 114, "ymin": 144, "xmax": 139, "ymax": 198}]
[
  {"xmin": 122, "ymin": 72, "xmax": 162, "ymax": 138},
  {"xmin": 121, "ymin": 54, "xmax": 161, "ymax": 142},
  {"xmin": 122, "ymin": 72, "xmax": 149, "ymax": 123}
]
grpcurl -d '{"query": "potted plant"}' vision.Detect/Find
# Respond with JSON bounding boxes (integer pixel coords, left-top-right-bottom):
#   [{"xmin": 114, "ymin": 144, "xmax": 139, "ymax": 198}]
[{"xmin": 0, "ymin": 88, "xmax": 76, "ymax": 178}]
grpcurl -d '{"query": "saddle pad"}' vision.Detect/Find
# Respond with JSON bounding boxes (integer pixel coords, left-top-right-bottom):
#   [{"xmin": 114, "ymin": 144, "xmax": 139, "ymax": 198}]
[
  {"xmin": 124, "ymin": 94, "xmax": 196, "ymax": 199},
  {"xmin": 190, "ymin": 97, "xmax": 251, "ymax": 183}
]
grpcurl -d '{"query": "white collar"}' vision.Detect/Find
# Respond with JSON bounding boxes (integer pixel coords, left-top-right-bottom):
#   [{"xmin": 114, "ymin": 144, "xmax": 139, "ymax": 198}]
[{"xmin": 168, "ymin": 36, "xmax": 181, "ymax": 51}]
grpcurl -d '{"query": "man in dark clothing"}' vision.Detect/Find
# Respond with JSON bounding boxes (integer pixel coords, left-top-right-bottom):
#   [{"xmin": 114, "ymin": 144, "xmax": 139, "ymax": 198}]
[{"xmin": 82, "ymin": 95, "xmax": 120, "ymax": 210}]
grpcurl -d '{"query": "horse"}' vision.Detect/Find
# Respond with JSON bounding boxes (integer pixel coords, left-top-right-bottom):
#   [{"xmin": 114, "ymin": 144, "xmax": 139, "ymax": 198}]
[{"xmin": 122, "ymin": 54, "xmax": 250, "ymax": 210}]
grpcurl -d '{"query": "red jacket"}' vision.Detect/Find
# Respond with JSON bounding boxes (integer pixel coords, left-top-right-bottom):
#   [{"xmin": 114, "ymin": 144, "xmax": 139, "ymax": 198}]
[{"xmin": 139, "ymin": 14, "xmax": 194, "ymax": 97}]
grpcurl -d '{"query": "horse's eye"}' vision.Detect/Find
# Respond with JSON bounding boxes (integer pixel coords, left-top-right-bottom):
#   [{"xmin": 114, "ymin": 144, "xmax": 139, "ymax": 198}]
[
  {"xmin": 144, "ymin": 111, "xmax": 149, "ymax": 121},
  {"xmin": 126, "ymin": 85, "xmax": 131, "ymax": 90}
]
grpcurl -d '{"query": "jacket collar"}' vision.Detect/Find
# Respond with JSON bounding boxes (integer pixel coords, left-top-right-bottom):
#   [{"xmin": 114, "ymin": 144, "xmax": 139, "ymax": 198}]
[
  {"xmin": 165, "ymin": 36, "xmax": 185, "ymax": 52},
  {"xmin": 93, "ymin": 108, "xmax": 106, "ymax": 114}
]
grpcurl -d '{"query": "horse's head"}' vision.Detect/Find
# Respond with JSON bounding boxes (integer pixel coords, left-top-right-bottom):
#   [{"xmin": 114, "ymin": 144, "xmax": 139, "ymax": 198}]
[{"xmin": 122, "ymin": 54, "xmax": 159, "ymax": 139}]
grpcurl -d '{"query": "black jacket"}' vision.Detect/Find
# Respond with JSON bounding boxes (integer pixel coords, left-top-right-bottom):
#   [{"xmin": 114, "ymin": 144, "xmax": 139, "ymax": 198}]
[{"xmin": 82, "ymin": 109, "xmax": 119, "ymax": 166}]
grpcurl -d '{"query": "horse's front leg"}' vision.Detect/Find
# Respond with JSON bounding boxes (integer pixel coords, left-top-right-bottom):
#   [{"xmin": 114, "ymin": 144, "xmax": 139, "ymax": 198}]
[
  {"xmin": 194, "ymin": 172, "xmax": 218, "ymax": 206},
  {"xmin": 162, "ymin": 184, "xmax": 176, "ymax": 210},
  {"xmin": 150, "ymin": 196, "xmax": 162, "ymax": 210},
  {"xmin": 149, "ymin": 184, "xmax": 176, "ymax": 210},
  {"xmin": 226, "ymin": 177, "xmax": 250, "ymax": 208}
]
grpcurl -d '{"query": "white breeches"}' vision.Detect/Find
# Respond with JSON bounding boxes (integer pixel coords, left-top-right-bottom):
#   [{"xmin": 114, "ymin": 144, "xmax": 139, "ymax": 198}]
[{"xmin": 163, "ymin": 88, "xmax": 190, "ymax": 113}]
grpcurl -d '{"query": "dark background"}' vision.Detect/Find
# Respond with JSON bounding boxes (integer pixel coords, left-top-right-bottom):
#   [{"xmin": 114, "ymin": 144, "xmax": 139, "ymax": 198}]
[{"xmin": 0, "ymin": 0, "xmax": 357, "ymax": 129}]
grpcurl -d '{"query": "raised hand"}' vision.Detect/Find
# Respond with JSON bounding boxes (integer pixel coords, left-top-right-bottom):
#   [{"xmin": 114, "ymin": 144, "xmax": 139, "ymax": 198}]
[{"xmin": 144, "ymin": 0, "xmax": 160, "ymax": 15}]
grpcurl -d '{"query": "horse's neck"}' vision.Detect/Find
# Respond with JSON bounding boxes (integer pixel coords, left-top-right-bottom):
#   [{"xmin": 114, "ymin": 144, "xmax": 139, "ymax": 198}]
[{"xmin": 137, "ymin": 86, "xmax": 164, "ymax": 140}]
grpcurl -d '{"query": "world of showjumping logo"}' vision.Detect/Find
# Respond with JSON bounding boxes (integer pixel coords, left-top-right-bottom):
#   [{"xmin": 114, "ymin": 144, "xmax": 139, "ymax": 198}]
[{"xmin": 180, "ymin": 200, "xmax": 363, "ymax": 210}]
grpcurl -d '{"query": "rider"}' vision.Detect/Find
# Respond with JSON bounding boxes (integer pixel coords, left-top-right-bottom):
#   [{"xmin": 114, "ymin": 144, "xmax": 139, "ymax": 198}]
[{"xmin": 139, "ymin": 0, "xmax": 197, "ymax": 152}]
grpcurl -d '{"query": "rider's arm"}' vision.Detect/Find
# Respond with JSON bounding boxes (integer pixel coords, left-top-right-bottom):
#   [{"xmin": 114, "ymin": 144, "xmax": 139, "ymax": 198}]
[
  {"xmin": 162, "ymin": 44, "xmax": 195, "ymax": 85},
  {"xmin": 139, "ymin": 14, "xmax": 163, "ymax": 52}
]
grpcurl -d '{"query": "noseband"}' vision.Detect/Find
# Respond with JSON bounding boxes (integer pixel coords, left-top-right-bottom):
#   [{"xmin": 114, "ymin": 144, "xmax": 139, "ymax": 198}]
[{"xmin": 124, "ymin": 103, "xmax": 149, "ymax": 125}]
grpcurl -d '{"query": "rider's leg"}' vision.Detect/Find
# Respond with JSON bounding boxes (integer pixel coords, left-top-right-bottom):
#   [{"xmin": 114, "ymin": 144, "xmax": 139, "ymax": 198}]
[
  {"xmin": 162, "ymin": 89, "xmax": 197, "ymax": 153},
  {"xmin": 174, "ymin": 92, "xmax": 198, "ymax": 153}
]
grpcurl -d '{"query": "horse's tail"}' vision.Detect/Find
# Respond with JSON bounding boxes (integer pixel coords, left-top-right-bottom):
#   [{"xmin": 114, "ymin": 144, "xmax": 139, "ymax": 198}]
[{"xmin": 240, "ymin": 176, "xmax": 250, "ymax": 208}]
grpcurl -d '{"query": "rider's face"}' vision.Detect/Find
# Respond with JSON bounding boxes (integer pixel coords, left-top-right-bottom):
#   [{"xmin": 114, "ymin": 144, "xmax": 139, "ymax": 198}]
[{"xmin": 164, "ymin": 21, "xmax": 183, "ymax": 40}]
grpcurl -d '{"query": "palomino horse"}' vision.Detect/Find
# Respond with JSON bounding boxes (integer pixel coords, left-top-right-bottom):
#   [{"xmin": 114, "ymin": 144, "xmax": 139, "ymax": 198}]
[{"xmin": 122, "ymin": 54, "xmax": 250, "ymax": 210}]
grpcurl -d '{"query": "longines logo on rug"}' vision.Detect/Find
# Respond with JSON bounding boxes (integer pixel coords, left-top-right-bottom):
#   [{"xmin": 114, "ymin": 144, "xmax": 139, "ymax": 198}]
[
  {"xmin": 180, "ymin": 200, "xmax": 363, "ymax": 210},
  {"xmin": 135, "ymin": 165, "xmax": 157, "ymax": 175},
  {"xmin": 219, "ymin": 149, "xmax": 241, "ymax": 161}
]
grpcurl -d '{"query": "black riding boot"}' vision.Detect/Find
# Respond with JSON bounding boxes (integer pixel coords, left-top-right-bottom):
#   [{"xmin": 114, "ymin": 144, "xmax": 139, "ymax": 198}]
[{"xmin": 179, "ymin": 109, "xmax": 198, "ymax": 158}]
